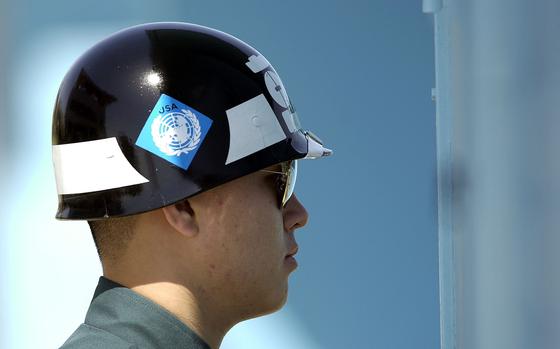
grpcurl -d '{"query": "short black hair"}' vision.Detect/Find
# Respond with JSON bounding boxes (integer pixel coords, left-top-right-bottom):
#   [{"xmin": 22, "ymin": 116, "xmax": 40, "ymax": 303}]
[{"xmin": 88, "ymin": 216, "xmax": 137, "ymax": 264}]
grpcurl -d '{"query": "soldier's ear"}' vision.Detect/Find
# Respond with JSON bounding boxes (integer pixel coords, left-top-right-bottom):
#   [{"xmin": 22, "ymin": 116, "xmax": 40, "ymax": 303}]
[{"xmin": 161, "ymin": 200, "xmax": 199, "ymax": 238}]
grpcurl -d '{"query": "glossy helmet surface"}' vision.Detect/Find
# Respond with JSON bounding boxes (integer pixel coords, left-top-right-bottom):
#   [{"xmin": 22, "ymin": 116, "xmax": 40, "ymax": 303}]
[{"xmin": 52, "ymin": 22, "xmax": 331, "ymax": 220}]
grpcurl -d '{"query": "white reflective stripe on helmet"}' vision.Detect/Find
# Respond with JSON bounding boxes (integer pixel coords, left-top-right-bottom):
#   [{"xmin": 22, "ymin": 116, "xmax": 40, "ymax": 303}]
[
  {"xmin": 52, "ymin": 137, "xmax": 149, "ymax": 195},
  {"xmin": 225, "ymin": 94, "xmax": 286, "ymax": 165}
]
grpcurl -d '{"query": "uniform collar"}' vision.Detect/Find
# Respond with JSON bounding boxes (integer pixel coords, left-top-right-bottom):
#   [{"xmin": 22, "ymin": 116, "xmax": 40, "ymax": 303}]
[{"xmin": 85, "ymin": 276, "xmax": 211, "ymax": 349}]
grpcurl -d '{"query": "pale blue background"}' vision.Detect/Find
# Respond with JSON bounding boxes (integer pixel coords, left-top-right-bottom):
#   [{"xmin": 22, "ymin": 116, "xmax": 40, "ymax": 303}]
[{"xmin": 0, "ymin": 1, "xmax": 438, "ymax": 348}]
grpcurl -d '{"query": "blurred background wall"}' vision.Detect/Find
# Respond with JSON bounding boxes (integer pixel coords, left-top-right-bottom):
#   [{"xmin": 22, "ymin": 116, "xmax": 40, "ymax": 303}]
[
  {"xmin": 432, "ymin": 1, "xmax": 560, "ymax": 348},
  {"xmin": 0, "ymin": 1, "xmax": 439, "ymax": 348}
]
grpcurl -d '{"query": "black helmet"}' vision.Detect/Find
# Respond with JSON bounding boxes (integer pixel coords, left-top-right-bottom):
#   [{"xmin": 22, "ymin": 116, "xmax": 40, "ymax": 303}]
[{"xmin": 52, "ymin": 22, "xmax": 331, "ymax": 220}]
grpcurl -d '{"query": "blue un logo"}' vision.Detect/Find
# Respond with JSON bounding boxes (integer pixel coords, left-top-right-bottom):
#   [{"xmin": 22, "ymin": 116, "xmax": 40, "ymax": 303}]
[{"xmin": 136, "ymin": 94, "xmax": 213, "ymax": 170}]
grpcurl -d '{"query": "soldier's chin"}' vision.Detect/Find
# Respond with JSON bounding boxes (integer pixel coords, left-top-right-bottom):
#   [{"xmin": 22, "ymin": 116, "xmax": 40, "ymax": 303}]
[{"xmin": 242, "ymin": 286, "xmax": 289, "ymax": 321}]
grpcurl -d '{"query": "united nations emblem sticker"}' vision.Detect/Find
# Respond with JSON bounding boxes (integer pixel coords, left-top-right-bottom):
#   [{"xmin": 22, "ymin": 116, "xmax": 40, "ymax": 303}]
[{"xmin": 136, "ymin": 94, "xmax": 213, "ymax": 170}]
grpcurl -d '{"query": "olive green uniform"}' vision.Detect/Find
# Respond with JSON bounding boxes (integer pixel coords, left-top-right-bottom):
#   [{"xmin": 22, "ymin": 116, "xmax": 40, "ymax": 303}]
[{"xmin": 60, "ymin": 277, "xmax": 211, "ymax": 349}]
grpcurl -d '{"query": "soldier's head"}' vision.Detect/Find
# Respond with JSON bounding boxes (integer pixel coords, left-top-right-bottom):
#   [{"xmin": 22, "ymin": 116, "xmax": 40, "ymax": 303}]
[{"xmin": 52, "ymin": 22, "xmax": 331, "ymax": 318}]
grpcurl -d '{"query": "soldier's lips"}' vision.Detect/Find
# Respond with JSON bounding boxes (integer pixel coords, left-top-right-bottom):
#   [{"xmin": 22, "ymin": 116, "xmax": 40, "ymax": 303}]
[{"xmin": 284, "ymin": 255, "xmax": 298, "ymax": 269}]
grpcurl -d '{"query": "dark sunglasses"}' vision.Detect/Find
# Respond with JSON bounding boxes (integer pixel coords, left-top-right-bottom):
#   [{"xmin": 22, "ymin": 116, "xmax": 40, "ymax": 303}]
[{"xmin": 259, "ymin": 160, "xmax": 298, "ymax": 208}]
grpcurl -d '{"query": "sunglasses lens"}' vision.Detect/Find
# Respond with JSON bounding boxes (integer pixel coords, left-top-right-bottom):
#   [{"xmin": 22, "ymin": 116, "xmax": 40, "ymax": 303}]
[{"xmin": 281, "ymin": 160, "xmax": 297, "ymax": 206}]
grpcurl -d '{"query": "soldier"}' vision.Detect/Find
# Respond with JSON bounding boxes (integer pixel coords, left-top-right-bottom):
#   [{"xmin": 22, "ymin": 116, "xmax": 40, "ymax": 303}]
[{"xmin": 53, "ymin": 22, "xmax": 331, "ymax": 349}]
